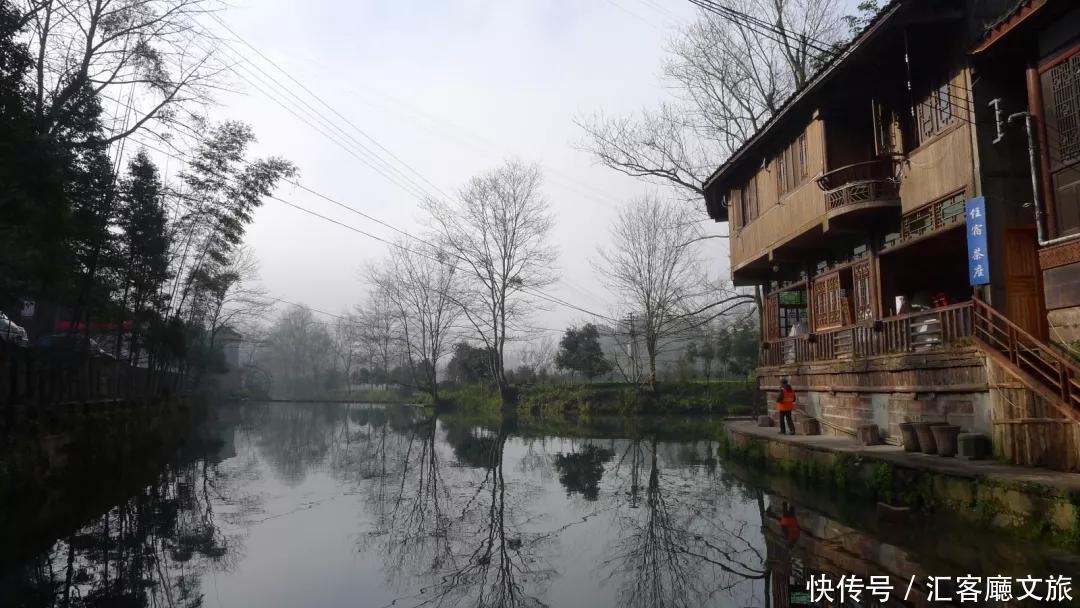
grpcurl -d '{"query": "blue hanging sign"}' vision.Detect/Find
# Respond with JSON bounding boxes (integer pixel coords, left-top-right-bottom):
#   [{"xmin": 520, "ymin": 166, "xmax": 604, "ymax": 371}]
[{"xmin": 965, "ymin": 196, "xmax": 989, "ymax": 286}]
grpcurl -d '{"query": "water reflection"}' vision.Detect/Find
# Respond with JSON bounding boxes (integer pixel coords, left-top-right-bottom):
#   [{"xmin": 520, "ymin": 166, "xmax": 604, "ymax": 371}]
[
  {"xmin": 2, "ymin": 402, "xmax": 1076, "ymax": 608},
  {"xmin": 2, "ymin": 431, "xmax": 249, "ymax": 608}
]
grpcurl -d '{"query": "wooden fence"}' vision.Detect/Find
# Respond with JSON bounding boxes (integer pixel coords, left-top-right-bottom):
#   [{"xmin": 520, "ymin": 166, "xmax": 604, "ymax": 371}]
[
  {"xmin": 761, "ymin": 301, "xmax": 974, "ymax": 367},
  {"xmin": 1, "ymin": 343, "xmax": 181, "ymax": 406}
]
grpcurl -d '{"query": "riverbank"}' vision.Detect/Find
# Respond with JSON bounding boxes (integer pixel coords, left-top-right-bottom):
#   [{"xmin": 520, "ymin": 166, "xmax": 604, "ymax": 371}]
[
  {"xmin": 438, "ymin": 380, "xmax": 756, "ymax": 417},
  {"xmin": 720, "ymin": 420, "xmax": 1080, "ymax": 547}
]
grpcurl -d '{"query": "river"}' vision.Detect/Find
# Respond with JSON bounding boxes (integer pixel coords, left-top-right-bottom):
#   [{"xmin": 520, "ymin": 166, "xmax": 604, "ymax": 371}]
[{"xmin": 1, "ymin": 401, "xmax": 1077, "ymax": 607}]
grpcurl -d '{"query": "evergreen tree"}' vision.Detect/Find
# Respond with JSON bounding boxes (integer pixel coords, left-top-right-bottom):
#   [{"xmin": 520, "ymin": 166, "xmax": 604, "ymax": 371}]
[
  {"xmin": 115, "ymin": 150, "xmax": 170, "ymax": 360},
  {"xmin": 555, "ymin": 323, "xmax": 612, "ymax": 380}
]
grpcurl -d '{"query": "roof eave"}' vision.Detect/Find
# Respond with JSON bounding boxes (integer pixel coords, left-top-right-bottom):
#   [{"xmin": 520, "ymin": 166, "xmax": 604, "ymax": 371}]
[{"xmin": 702, "ymin": 0, "xmax": 906, "ymax": 195}]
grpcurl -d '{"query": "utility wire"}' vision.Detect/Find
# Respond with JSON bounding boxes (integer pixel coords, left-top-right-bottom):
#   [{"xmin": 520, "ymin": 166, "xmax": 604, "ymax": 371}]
[
  {"xmin": 206, "ymin": 12, "xmax": 456, "ymax": 202},
  {"xmin": 126, "ymin": 136, "xmax": 621, "ymax": 324}
]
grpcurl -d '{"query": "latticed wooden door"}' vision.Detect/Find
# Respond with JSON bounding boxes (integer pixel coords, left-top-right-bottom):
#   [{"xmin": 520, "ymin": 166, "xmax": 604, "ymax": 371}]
[
  {"xmin": 813, "ymin": 272, "xmax": 843, "ymax": 331},
  {"xmin": 765, "ymin": 293, "xmax": 780, "ymax": 340},
  {"xmin": 852, "ymin": 261, "xmax": 875, "ymax": 322}
]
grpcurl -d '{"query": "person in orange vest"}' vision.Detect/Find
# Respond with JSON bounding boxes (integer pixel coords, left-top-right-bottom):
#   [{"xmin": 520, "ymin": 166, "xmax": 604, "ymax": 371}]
[
  {"xmin": 777, "ymin": 379, "xmax": 797, "ymax": 435},
  {"xmin": 779, "ymin": 501, "xmax": 800, "ymax": 545}
]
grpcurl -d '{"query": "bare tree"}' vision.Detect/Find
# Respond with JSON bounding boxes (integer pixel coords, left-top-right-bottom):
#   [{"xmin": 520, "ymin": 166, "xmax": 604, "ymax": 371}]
[
  {"xmin": 199, "ymin": 246, "xmax": 271, "ymax": 352},
  {"xmin": 18, "ymin": 0, "xmax": 227, "ymax": 144},
  {"xmin": 355, "ymin": 287, "xmax": 402, "ymax": 390},
  {"xmin": 329, "ymin": 312, "xmax": 362, "ymax": 397},
  {"xmin": 518, "ymin": 335, "xmax": 557, "ymax": 377},
  {"xmin": 260, "ymin": 304, "xmax": 333, "ymax": 399},
  {"xmin": 576, "ymin": 0, "xmax": 845, "ymax": 200},
  {"xmin": 597, "ymin": 195, "xmax": 751, "ymax": 389},
  {"xmin": 368, "ymin": 240, "xmax": 463, "ymax": 401},
  {"xmin": 423, "ymin": 159, "xmax": 557, "ymax": 398}
]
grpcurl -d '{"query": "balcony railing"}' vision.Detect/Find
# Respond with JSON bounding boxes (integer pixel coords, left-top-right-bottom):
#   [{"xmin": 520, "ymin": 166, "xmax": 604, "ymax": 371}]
[
  {"xmin": 760, "ymin": 301, "xmax": 974, "ymax": 367},
  {"xmin": 816, "ymin": 158, "xmax": 901, "ymax": 212}
]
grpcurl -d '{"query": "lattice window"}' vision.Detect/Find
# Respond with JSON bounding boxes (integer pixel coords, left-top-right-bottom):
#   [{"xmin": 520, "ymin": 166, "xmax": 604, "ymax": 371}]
[
  {"xmin": 900, "ymin": 192, "xmax": 966, "ymax": 240},
  {"xmin": 852, "ymin": 261, "xmax": 875, "ymax": 322},
  {"xmin": 813, "ymin": 272, "xmax": 843, "ymax": 331},
  {"xmin": 916, "ymin": 79, "xmax": 960, "ymax": 144},
  {"xmin": 777, "ymin": 289, "xmax": 808, "ymax": 337},
  {"xmin": 1047, "ymin": 53, "xmax": 1080, "ymax": 166},
  {"xmin": 765, "ymin": 293, "xmax": 780, "ymax": 340}
]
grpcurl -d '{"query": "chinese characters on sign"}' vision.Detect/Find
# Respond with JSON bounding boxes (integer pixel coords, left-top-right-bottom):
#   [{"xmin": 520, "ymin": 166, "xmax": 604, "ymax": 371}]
[
  {"xmin": 805, "ymin": 574, "xmax": 1073, "ymax": 604},
  {"xmin": 965, "ymin": 196, "xmax": 989, "ymax": 286}
]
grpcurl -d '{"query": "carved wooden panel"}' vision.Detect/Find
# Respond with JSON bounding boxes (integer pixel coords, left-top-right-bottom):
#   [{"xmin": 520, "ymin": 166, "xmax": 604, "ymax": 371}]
[
  {"xmin": 813, "ymin": 272, "xmax": 843, "ymax": 331},
  {"xmin": 1039, "ymin": 239, "xmax": 1080, "ymax": 270},
  {"xmin": 765, "ymin": 293, "xmax": 780, "ymax": 341},
  {"xmin": 853, "ymin": 261, "xmax": 875, "ymax": 322}
]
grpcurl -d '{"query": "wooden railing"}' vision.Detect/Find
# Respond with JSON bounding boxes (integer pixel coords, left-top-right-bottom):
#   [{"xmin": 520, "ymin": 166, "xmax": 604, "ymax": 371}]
[
  {"xmin": 761, "ymin": 301, "xmax": 974, "ymax": 367},
  {"xmin": 815, "ymin": 158, "xmax": 901, "ymax": 212},
  {"xmin": 972, "ymin": 297, "xmax": 1080, "ymax": 419}
]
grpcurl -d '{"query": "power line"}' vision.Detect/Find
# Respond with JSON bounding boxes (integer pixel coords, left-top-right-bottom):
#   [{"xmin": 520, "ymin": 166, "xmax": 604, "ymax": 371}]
[
  {"xmin": 183, "ymin": 27, "xmax": 439, "ymax": 203},
  {"xmin": 126, "ymin": 135, "xmax": 620, "ymax": 324},
  {"xmin": 206, "ymin": 12, "xmax": 456, "ymax": 203},
  {"xmin": 199, "ymin": 14, "xmax": 626, "ymax": 211}
]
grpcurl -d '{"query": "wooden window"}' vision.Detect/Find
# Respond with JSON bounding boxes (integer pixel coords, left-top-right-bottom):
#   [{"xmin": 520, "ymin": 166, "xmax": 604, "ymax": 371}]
[
  {"xmin": 916, "ymin": 76, "xmax": 959, "ymax": 144},
  {"xmin": 778, "ymin": 289, "xmax": 808, "ymax": 337},
  {"xmin": 797, "ymin": 133, "xmax": 808, "ymax": 179},
  {"xmin": 900, "ymin": 191, "xmax": 966, "ymax": 240},
  {"xmin": 1041, "ymin": 51, "xmax": 1080, "ymax": 236},
  {"xmin": 730, "ymin": 187, "xmax": 742, "ymax": 229},
  {"xmin": 776, "ymin": 129, "xmax": 809, "ymax": 196},
  {"xmin": 852, "ymin": 261, "xmax": 875, "ymax": 322},
  {"xmin": 813, "ymin": 272, "xmax": 843, "ymax": 331},
  {"xmin": 872, "ymin": 99, "xmax": 895, "ymax": 156},
  {"xmin": 740, "ymin": 176, "xmax": 758, "ymax": 225},
  {"xmin": 1046, "ymin": 53, "xmax": 1080, "ymax": 167},
  {"xmin": 765, "ymin": 293, "xmax": 780, "ymax": 340}
]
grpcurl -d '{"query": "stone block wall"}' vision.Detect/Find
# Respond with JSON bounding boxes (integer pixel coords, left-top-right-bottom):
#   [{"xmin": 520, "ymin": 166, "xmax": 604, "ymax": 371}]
[{"xmin": 758, "ymin": 347, "xmax": 991, "ymax": 443}]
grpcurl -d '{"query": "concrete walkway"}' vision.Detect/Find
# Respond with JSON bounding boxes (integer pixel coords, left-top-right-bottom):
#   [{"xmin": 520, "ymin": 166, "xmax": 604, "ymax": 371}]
[{"xmin": 727, "ymin": 420, "xmax": 1080, "ymax": 493}]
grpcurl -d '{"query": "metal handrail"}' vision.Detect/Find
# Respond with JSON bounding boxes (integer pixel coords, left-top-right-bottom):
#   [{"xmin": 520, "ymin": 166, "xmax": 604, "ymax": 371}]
[{"xmin": 815, "ymin": 156, "xmax": 902, "ymax": 191}]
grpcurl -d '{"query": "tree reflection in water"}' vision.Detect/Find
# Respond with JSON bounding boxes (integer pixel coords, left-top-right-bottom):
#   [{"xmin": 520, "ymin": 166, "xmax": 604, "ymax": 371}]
[
  {"xmin": 12, "ymin": 404, "xmax": 1018, "ymax": 608},
  {"xmin": 366, "ymin": 413, "xmax": 553, "ymax": 608},
  {"xmin": 602, "ymin": 434, "xmax": 767, "ymax": 608},
  {"xmin": 1, "ymin": 433, "xmax": 251, "ymax": 608},
  {"xmin": 554, "ymin": 444, "xmax": 614, "ymax": 501}
]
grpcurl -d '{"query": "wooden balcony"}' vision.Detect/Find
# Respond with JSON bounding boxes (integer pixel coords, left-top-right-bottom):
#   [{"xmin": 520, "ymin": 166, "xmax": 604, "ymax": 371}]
[
  {"xmin": 760, "ymin": 301, "xmax": 974, "ymax": 367},
  {"xmin": 816, "ymin": 158, "xmax": 902, "ymax": 230}
]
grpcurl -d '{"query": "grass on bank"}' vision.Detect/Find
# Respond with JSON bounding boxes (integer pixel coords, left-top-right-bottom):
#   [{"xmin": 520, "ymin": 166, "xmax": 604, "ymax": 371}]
[{"xmin": 438, "ymin": 380, "xmax": 757, "ymax": 418}]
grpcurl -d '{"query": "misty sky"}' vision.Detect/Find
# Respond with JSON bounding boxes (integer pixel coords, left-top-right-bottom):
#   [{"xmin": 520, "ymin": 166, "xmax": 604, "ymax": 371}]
[{"xmin": 188, "ymin": 0, "xmax": 850, "ymax": 345}]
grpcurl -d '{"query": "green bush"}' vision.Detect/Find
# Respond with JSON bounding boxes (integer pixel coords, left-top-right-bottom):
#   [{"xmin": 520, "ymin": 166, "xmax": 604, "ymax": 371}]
[{"xmin": 515, "ymin": 380, "xmax": 754, "ymax": 416}]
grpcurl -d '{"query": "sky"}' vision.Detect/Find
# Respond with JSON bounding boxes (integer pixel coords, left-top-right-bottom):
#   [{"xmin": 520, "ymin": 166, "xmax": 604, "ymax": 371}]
[
  {"xmin": 187, "ymin": 0, "xmax": 834, "ymax": 347},
  {"xmin": 191, "ymin": 0, "xmax": 718, "ymax": 343}
]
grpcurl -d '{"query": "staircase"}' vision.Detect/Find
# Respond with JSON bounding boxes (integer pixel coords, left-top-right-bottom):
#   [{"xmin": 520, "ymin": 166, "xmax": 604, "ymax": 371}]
[{"xmin": 971, "ymin": 296, "xmax": 1080, "ymax": 423}]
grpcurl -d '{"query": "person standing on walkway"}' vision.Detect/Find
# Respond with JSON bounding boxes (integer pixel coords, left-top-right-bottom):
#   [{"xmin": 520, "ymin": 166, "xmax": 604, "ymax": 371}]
[{"xmin": 777, "ymin": 379, "xmax": 796, "ymax": 435}]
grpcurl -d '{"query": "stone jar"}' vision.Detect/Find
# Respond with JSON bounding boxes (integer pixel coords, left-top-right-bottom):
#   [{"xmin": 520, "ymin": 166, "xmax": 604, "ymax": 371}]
[
  {"xmin": 899, "ymin": 422, "xmax": 921, "ymax": 452},
  {"xmin": 931, "ymin": 425, "xmax": 962, "ymax": 457},
  {"xmin": 913, "ymin": 421, "xmax": 949, "ymax": 455}
]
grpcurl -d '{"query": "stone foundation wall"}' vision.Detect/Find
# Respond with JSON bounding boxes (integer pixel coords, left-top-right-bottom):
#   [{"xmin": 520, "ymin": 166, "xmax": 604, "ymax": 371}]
[
  {"xmin": 757, "ymin": 347, "xmax": 991, "ymax": 442},
  {"xmin": 721, "ymin": 424, "xmax": 1080, "ymax": 544}
]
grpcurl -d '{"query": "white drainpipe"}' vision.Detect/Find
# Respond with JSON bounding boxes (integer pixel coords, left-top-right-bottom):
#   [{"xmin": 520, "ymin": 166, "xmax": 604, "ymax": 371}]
[{"xmin": 1010, "ymin": 111, "xmax": 1080, "ymax": 248}]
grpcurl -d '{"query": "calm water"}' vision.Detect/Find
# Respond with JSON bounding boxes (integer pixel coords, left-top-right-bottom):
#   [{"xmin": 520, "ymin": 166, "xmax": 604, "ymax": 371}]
[{"xmin": 2, "ymin": 402, "xmax": 1077, "ymax": 608}]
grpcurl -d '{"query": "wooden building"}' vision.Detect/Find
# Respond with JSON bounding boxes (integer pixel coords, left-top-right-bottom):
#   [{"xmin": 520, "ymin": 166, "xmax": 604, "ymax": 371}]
[{"xmin": 703, "ymin": 0, "xmax": 1080, "ymax": 470}]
